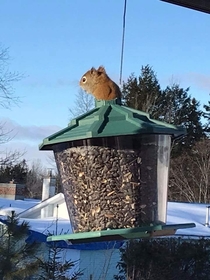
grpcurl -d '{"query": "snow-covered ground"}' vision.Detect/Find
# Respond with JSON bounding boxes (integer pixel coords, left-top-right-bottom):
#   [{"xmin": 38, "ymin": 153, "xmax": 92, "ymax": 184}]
[
  {"xmin": 2, "ymin": 196, "xmax": 210, "ymax": 280},
  {"xmin": 167, "ymin": 202, "xmax": 210, "ymax": 237},
  {"xmin": 1, "ymin": 197, "xmax": 210, "ymax": 237}
]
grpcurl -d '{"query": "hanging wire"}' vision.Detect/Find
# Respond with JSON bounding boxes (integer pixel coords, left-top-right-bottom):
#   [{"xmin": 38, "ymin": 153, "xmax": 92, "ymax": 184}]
[{"xmin": 119, "ymin": 0, "xmax": 127, "ymax": 87}]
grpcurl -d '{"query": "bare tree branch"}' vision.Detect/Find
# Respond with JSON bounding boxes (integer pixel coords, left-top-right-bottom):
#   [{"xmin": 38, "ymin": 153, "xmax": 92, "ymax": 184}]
[
  {"xmin": 0, "ymin": 149, "xmax": 26, "ymax": 166},
  {"xmin": 69, "ymin": 89, "xmax": 94, "ymax": 119},
  {"xmin": 0, "ymin": 44, "xmax": 24, "ymax": 165},
  {"xmin": 169, "ymin": 139, "xmax": 210, "ymax": 203},
  {"xmin": 0, "ymin": 44, "xmax": 23, "ymax": 108}
]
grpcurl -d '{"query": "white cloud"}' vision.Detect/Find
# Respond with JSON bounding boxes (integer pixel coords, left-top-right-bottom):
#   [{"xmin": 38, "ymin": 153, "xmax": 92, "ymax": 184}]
[
  {"xmin": 186, "ymin": 72, "xmax": 210, "ymax": 92},
  {"xmin": 2, "ymin": 141, "xmax": 56, "ymax": 169},
  {"xmin": 0, "ymin": 118, "xmax": 61, "ymax": 168},
  {"xmin": 0, "ymin": 118, "xmax": 61, "ymax": 141}
]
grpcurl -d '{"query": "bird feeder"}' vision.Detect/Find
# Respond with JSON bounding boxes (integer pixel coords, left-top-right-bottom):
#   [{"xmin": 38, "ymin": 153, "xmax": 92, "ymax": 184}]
[{"xmin": 40, "ymin": 99, "xmax": 194, "ymax": 241}]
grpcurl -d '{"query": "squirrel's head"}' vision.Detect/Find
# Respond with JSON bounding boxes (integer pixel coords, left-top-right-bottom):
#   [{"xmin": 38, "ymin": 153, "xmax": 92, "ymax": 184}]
[{"xmin": 79, "ymin": 66, "xmax": 106, "ymax": 93}]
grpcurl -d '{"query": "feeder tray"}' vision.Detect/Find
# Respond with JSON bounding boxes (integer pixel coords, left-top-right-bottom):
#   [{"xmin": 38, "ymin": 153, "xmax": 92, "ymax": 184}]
[{"xmin": 47, "ymin": 223, "xmax": 196, "ymax": 244}]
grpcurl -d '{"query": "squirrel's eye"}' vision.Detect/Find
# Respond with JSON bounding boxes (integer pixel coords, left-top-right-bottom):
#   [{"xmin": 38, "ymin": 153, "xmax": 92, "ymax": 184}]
[{"xmin": 82, "ymin": 76, "xmax": 87, "ymax": 83}]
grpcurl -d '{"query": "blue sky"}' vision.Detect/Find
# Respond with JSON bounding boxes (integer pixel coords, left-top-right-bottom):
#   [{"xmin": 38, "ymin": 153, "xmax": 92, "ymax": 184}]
[{"xmin": 0, "ymin": 0, "xmax": 209, "ymax": 167}]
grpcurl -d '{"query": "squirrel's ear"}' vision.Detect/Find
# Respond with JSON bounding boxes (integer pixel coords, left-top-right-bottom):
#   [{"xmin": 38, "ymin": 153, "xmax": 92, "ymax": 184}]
[
  {"xmin": 97, "ymin": 66, "xmax": 106, "ymax": 74},
  {"xmin": 90, "ymin": 67, "xmax": 96, "ymax": 74}
]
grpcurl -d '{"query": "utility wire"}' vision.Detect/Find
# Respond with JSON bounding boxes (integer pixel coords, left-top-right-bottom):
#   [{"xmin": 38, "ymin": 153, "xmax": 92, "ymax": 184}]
[{"xmin": 119, "ymin": 0, "xmax": 127, "ymax": 87}]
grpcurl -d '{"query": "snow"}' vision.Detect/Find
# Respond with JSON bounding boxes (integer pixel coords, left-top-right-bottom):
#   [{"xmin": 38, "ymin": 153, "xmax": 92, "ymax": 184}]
[
  {"xmin": 2, "ymin": 196, "xmax": 210, "ymax": 280},
  {"xmin": 167, "ymin": 202, "xmax": 210, "ymax": 237},
  {"xmin": 0, "ymin": 197, "xmax": 39, "ymax": 216},
  {"xmin": 0, "ymin": 197, "xmax": 72, "ymax": 235},
  {"xmin": 1, "ymin": 196, "xmax": 210, "ymax": 237}
]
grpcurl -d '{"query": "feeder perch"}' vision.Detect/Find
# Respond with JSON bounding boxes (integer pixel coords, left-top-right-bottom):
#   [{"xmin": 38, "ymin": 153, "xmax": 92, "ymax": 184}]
[{"xmin": 47, "ymin": 223, "xmax": 195, "ymax": 244}]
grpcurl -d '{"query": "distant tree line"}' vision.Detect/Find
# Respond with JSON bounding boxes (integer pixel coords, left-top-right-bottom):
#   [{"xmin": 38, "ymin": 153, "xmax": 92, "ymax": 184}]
[
  {"xmin": 0, "ymin": 159, "xmax": 44, "ymax": 198},
  {"xmin": 0, "ymin": 159, "xmax": 61, "ymax": 199}
]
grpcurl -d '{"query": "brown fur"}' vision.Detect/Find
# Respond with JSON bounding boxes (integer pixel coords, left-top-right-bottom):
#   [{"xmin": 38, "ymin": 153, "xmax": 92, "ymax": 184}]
[{"xmin": 79, "ymin": 66, "xmax": 121, "ymax": 100}]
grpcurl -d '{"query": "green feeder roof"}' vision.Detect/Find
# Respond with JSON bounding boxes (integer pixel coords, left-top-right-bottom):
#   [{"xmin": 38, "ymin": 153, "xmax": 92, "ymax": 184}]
[{"xmin": 39, "ymin": 99, "xmax": 186, "ymax": 150}]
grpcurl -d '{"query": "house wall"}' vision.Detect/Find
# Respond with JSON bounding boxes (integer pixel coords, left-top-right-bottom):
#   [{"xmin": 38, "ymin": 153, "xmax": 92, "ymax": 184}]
[
  {"xmin": 23, "ymin": 210, "xmax": 40, "ymax": 219},
  {"xmin": 79, "ymin": 249, "xmax": 120, "ymax": 280},
  {"xmin": 0, "ymin": 183, "xmax": 25, "ymax": 200},
  {"xmin": 53, "ymin": 201, "xmax": 69, "ymax": 219}
]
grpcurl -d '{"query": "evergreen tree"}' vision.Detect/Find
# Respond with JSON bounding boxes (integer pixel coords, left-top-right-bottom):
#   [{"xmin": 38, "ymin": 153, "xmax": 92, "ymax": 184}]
[
  {"xmin": 0, "ymin": 159, "xmax": 28, "ymax": 184},
  {"xmin": 123, "ymin": 66, "xmax": 205, "ymax": 153},
  {"xmin": 0, "ymin": 211, "xmax": 40, "ymax": 279},
  {"xmin": 115, "ymin": 238, "xmax": 210, "ymax": 280},
  {"xmin": 37, "ymin": 218, "xmax": 82, "ymax": 280},
  {"xmin": 122, "ymin": 65, "xmax": 162, "ymax": 118},
  {"xmin": 159, "ymin": 85, "xmax": 205, "ymax": 152},
  {"xmin": 203, "ymin": 100, "xmax": 210, "ymax": 135},
  {"xmin": 38, "ymin": 240, "xmax": 82, "ymax": 280},
  {"xmin": 11, "ymin": 159, "xmax": 28, "ymax": 184},
  {"xmin": 0, "ymin": 164, "xmax": 12, "ymax": 183}
]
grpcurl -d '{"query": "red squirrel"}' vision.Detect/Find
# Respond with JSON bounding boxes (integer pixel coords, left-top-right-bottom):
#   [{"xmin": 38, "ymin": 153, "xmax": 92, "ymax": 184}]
[{"xmin": 79, "ymin": 66, "xmax": 121, "ymax": 100}]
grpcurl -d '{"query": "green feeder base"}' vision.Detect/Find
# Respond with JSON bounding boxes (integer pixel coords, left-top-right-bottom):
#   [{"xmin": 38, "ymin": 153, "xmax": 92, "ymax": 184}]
[{"xmin": 47, "ymin": 223, "xmax": 195, "ymax": 244}]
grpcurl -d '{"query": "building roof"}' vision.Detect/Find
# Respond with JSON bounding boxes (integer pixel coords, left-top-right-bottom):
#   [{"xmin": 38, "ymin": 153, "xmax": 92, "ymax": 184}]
[
  {"xmin": 160, "ymin": 0, "xmax": 210, "ymax": 14},
  {"xmin": 18, "ymin": 193, "xmax": 67, "ymax": 218}
]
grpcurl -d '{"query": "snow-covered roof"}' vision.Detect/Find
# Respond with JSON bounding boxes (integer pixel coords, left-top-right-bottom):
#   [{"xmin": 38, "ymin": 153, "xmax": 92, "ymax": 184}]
[
  {"xmin": 18, "ymin": 193, "xmax": 65, "ymax": 218},
  {"xmin": 0, "ymin": 194, "xmax": 71, "ymax": 236},
  {"xmin": 0, "ymin": 197, "xmax": 38, "ymax": 215}
]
